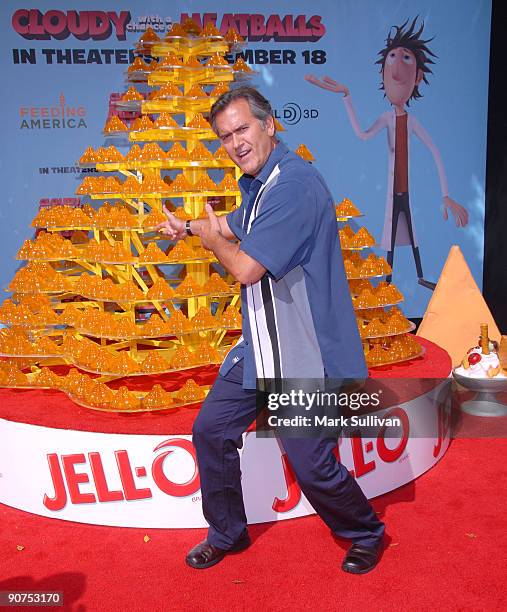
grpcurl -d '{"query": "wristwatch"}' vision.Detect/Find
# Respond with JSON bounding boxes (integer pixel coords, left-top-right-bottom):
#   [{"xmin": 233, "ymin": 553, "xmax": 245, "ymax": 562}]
[{"xmin": 185, "ymin": 220, "xmax": 193, "ymax": 236}]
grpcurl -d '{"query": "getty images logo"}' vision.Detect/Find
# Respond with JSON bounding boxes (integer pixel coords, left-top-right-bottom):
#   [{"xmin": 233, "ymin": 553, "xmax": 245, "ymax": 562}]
[{"xmin": 19, "ymin": 93, "xmax": 87, "ymax": 130}]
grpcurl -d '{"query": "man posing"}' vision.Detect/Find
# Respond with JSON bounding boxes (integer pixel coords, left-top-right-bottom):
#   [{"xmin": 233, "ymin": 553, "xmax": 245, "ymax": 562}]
[
  {"xmin": 157, "ymin": 87, "xmax": 385, "ymax": 574},
  {"xmin": 306, "ymin": 17, "xmax": 468, "ymax": 289}
]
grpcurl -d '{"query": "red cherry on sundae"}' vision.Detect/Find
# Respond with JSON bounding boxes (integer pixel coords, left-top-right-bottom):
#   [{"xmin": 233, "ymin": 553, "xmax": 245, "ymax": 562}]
[{"xmin": 468, "ymin": 352, "xmax": 481, "ymax": 365}]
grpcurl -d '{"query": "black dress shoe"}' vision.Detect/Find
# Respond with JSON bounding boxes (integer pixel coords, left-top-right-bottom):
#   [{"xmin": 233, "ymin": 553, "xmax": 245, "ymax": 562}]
[
  {"xmin": 341, "ymin": 542, "xmax": 382, "ymax": 575},
  {"xmin": 186, "ymin": 532, "xmax": 251, "ymax": 569}
]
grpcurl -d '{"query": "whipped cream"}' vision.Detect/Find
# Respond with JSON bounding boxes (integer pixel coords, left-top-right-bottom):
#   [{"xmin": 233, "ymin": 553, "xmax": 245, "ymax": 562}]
[{"xmin": 455, "ymin": 347, "xmax": 506, "ymax": 378}]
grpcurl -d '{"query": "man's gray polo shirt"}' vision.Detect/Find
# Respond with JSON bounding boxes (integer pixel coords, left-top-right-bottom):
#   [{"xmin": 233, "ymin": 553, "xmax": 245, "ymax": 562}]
[{"xmin": 221, "ymin": 141, "xmax": 367, "ymax": 388}]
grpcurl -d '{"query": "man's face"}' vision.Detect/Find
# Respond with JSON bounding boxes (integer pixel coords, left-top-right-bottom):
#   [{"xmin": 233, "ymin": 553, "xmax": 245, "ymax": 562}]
[
  {"xmin": 214, "ymin": 98, "xmax": 275, "ymax": 176},
  {"xmin": 383, "ymin": 47, "xmax": 423, "ymax": 108}
]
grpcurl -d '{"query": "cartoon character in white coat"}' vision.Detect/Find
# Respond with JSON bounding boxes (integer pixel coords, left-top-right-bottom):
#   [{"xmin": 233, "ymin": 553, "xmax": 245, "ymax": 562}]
[{"xmin": 306, "ymin": 18, "xmax": 468, "ymax": 289}]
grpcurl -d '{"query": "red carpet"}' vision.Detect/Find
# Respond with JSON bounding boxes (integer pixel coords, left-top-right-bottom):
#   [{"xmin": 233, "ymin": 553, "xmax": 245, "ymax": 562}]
[{"xmin": 1, "ymin": 437, "xmax": 506, "ymax": 612}]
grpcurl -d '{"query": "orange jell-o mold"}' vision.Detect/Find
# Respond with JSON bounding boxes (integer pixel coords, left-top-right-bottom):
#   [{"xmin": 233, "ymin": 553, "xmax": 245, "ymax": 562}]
[
  {"xmin": 166, "ymin": 309, "xmax": 190, "ymax": 333},
  {"xmin": 366, "ymin": 345, "xmax": 387, "ymax": 366},
  {"xmin": 142, "ymin": 314, "xmax": 167, "ymax": 336},
  {"xmin": 147, "ymin": 279, "xmax": 175, "ymax": 300},
  {"xmin": 154, "ymin": 113, "xmax": 178, "ymax": 128},
  {"xmin": 34, "ymin": 336, "xmax": 61, "ymax": 355},
  {"xmin": 194, "ymin": 341, "xmax": 220, "ymax": 363},
  {"xmin": 139, "ymin": 115, "xmax": 154, "ymax": 130},
  {"xmin": 210, "ymin": 82, "xmax": 229, "ymax": 97},
  {"xmin": 200, "ymin": 22, "xmax": 221, "ymax": 37},
  {"xmin": 156, "ymin": 83, "xmax": 182, "ymax": 98},
  {"xmin": 177, "ymin": 379, "xmax": 205, "ymax": 402},
  {"xmin": 33, "ymin": 367, "xmax": 59, "ymax": 388},
  {"xmin": 104, "ymin": 115, "xmax": 128, "ymax": 132},
  {"xmin": 363, "ymin": 319, "xmax": 388, "ymax": 337},
  {"xmin": 115, "ymin": 317, "xmax": 137, "ymax": 337},
  {"xmin": 354, "ymin": 227, "xmax": 375, "ymax": 247},
  {"xmin": 295, "ymin": 144, "xmax": 315, "ymax": 161},
  {"xmin": 336, "ymin": 198, "xmax": 361, "ymax": 217},
  {"xmin": 194, "ymin": 174, "xmax": 218, "ymax": 191},
  {"xmin": 138, "ymin": 27, "xmax": 160, "ymax": 44},
  {"xmin": 232, "ymin": 57, "xmax": 252, "ymax": 71},
  {"xmin": 6, "ymin": 366, "xmax": 29, "ymax": 387},
  {"xmin": 167, "ymin": 240, "xmax": 194, "ymax": 261},
  {"xmin": 173, "ymin": 207, "xmax": 192, "ymax": 221},
  {"xmin": 165, "ymin": 142, "xmax": 189, "ymax": 160},
  {"xmin": 185, "ymin": 56, "xmax": 202, "ymax": 68},
  {"xmin": 128, "ymin": 56, "xmax": 148, "ymax": 72},
  {"xmin": 203, "ymin": 273, "xmax": 229, "ymax": 293},
  {"xmin": 142, "ymin": 352, "xmax": 170, "ymax": 373},
  {"xmin": 126, "ymin": 144, "xmax": 142, "ymax": 161},
  {"xmin": 206, "ymin": 53, "xmax": 229, "ymax": 67},
  {"xmin": 171, "ymin": 346, "xmax": 195, "ymax": 368},
  {"xmin": 139, "ymin": 242, "xmax": 167, "ymax": 262},
  {"xmin": 142, "ymin": 384, "xmax": 174, "ymax": 409},
  {"xmin": 122, "ymin": 87, "xmax": 143, "ymax": 102},
  {"xmin": 224, "ymin": 27, "xmax": 244, "ymax": 43},
  {"xmin": 187, "ymin": 113, "xmax": 211, "ymax": 129},
  {"xmin": 166, "ymin": 23, "xmax": 186, "ymax": 37},
  {"xmin": 79, "ymin": 146, "xmax": 97, "ymax": 163},
  {"xmin": 191, "ymin": 306, "xmax": 215, "ymax": 329},
  {"xmin": 168, "ymin": 174, "xmax": 194, "ymax": 192},
  {"xmin": 218, "ymin": 174, "xmax": 239, "ymax": 191},
  {"xmin": 142, "ymin": 175, "xmax": 169, "ymax": 193},
  {"xmin": 142, "ymin": 209, "xmax": 166, "ymax": 227},
  {"xmin": 112, "ymin": 386, "xmax": 140, "ymax": 410},
  {"xmin": 186, "ymin": 84, "xmax": 207, "ymax": 98},
  {"xmin": 181, "ymin": 17, "xmax": 201, "ymax": 35},
  {"xmin": 213, "ymin": 145, "xmax": 229, "ymax": 159},
  {"xmin": 222, "ymin": 305, "xmax": 241, "ymax": 328},
  {"xmin": 141, "ymin": 143, "xmax": 165, "ymax": 161},
  {"xmin": 190, "ymin": 142, "xmax": 212, "ymax": 160},
  {"xmin": 177, "ymin": 275, "xmax": 203, "ymax": 296},
  {"xmin": 122, "ymin": 176, "xmax": 142, "ymax": 194}
]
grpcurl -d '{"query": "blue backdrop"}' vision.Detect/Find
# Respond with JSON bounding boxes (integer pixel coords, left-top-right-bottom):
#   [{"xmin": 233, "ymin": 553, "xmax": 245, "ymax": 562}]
[{"xmin": 0, "ymin": 0, "xmax": 492, "ymax": 316}]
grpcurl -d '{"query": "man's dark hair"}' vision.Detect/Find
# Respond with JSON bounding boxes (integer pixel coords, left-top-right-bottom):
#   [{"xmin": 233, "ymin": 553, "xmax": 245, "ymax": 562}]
[
  {"xmin": 376, "ymin": 16, "xmax": 437, "ymax": 105},
  {"xmin": 210, "ymin": 86, "xmax": 274, "ymax": 133}
]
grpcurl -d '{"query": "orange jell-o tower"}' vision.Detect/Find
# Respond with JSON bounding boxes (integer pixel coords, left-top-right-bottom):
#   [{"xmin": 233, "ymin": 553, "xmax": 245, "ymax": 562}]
[
  {"xmin": 142, "ymin": 384, "xmax": 174, "ymax": 409},
  {"xmin": 187, "ymin": 113, "xmax": 211, "ymax": 129},
  {"xmin": 103, "ymin": 115, "xmax": 128, "ymax": 132},
  {"xmin": 177, "ymin": 379, "xmax": 205, "ymax": 401},
  {"xmin": 165, "ymin": 142, "xmax": 189, "ymax": 160}
]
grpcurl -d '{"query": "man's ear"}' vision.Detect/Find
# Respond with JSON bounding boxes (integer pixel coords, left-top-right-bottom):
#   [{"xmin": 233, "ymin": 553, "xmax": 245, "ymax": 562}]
[
  {"xmin": 266, "ymin": 115, "xmax": 275, "ymax": 137},
  {"xmin": 415, "ymin": 68, "xmax": 424, "ymax": 85}
]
